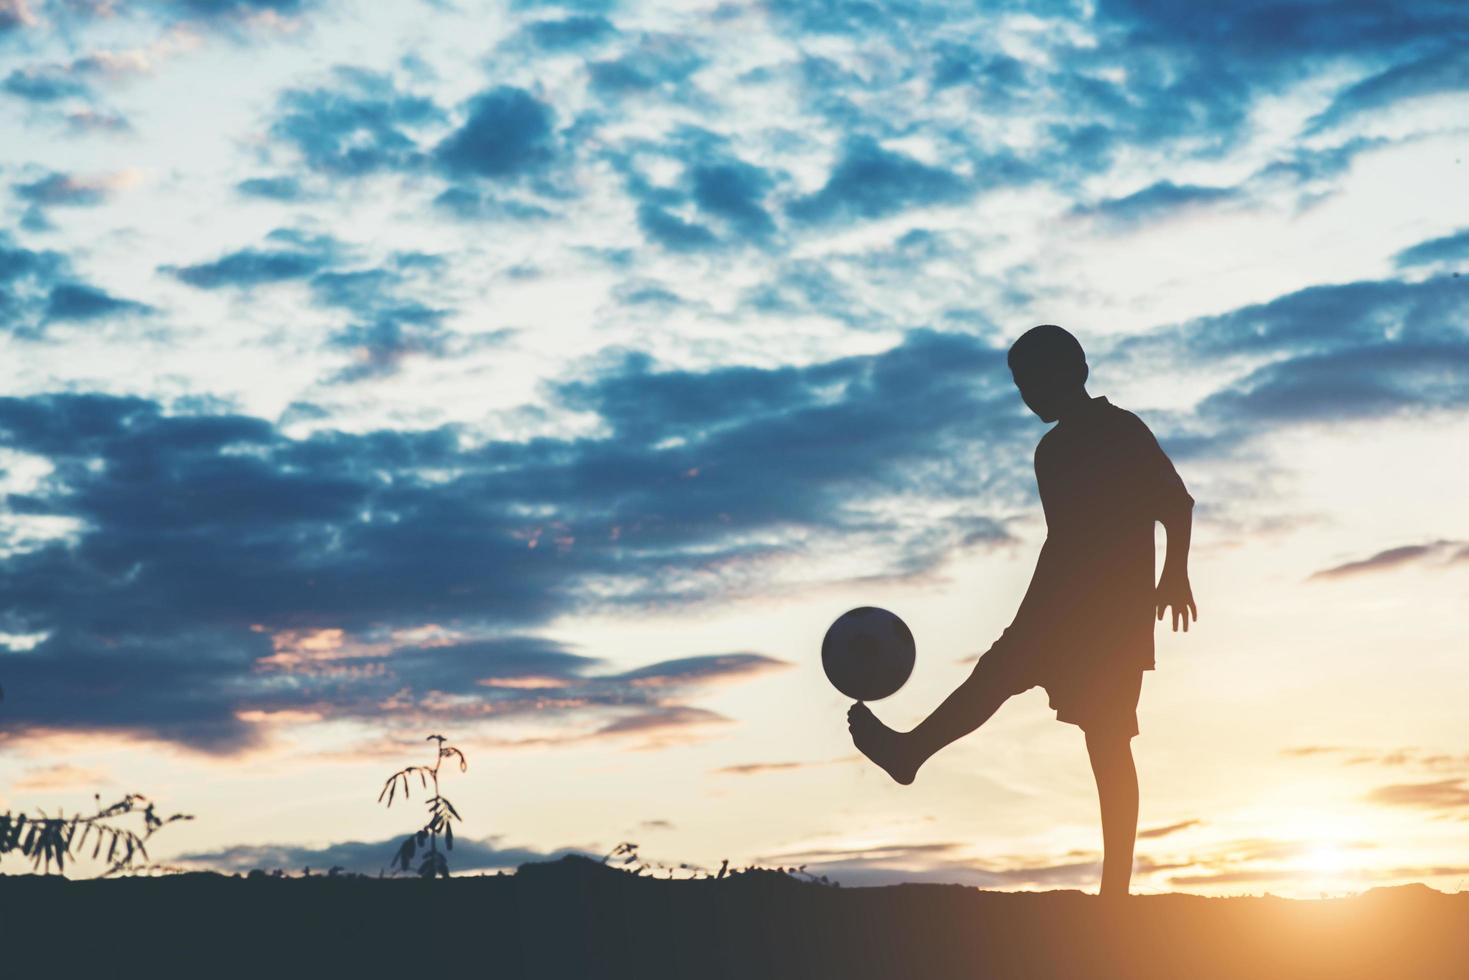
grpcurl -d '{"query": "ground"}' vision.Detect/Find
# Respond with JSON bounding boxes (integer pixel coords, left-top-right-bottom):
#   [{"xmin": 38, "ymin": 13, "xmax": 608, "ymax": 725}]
[{"xmin": 4, "ymin": 856, "xmax": 1467, "ymax": 977}]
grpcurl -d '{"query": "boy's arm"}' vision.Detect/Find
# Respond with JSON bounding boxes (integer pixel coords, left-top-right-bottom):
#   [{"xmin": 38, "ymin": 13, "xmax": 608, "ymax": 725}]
[
  {"xmin": 1157, "ymin": 499, "xmax": 1196, "ymax": 632},
  {"xmin": 1133, "ymin": 413, "xmax": 1197, "ymax": 632}
]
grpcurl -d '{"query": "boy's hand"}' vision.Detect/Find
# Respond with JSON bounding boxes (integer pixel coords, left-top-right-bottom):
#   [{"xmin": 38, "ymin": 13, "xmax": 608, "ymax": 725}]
[{"xmin": 1156, "ymin": 569, "xmax": 1197, "ymax": 632}]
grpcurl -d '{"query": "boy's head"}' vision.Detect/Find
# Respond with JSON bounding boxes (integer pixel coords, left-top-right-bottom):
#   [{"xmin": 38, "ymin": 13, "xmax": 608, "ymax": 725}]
[{"xmin": 1007, "ymin": 324, "xmax": 1088, "ymax": 423}]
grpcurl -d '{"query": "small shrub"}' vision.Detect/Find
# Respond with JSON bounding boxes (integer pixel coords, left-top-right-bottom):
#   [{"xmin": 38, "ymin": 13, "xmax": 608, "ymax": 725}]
[{"xmin": 378, "ymin": 733, "xmax": 468, "ymax": 878}]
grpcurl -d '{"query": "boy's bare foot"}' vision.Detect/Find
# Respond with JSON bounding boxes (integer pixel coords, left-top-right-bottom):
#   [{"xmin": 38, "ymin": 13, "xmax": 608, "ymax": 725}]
[{"xmin": 847, "ymin": 703, "xmax": 919, "ymax": 785}]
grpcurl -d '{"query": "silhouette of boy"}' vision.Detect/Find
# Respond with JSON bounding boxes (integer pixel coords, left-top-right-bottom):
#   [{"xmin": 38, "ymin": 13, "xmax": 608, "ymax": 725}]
[{"xmin": 848, "ymin": 324, "xmax": 1196, "ymax": 898}]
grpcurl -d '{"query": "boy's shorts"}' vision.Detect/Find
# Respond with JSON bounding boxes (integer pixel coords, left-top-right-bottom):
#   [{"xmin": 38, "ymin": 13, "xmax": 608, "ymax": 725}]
[{"xmin": 973, "ymin": 630, "xmax": 1146, "ymax": 739}]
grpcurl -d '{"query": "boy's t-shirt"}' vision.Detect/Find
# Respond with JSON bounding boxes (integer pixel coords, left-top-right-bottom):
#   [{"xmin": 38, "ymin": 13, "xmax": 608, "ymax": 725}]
[{"xmin": 1008, "ymin": 395, "xmax": 1192, "ymax": 677}]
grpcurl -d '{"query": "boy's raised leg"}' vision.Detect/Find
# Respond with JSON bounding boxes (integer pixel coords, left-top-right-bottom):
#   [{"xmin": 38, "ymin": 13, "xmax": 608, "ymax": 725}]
[
  {"xmin": 848, "ymin": 652, "xmax": 1014, "ymax": 785},
  {"xmin": 1085, "ymin": 730, "xmax": 1138, "ymax": 898}
]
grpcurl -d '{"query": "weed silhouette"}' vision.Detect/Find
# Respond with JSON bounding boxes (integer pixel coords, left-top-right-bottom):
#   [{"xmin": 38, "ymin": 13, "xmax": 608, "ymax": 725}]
[
  {"xmin": 378, "ymin": 733, "xmax": 468, "ymax": 878},
  {"xmin": 601, "ymin": 841, "xmax": 835, "ymax": 885},
  {"xmin": 0, "ymin": 793, "xmax": 192, "ymax": 875}
]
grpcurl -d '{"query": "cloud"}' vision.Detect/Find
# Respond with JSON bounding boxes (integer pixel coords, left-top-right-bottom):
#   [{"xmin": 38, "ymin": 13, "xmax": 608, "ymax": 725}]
[
  {"xmin": 755, "ymin": 840, "xmax": 1114, "ymax": 889},
  {"xmin": 1280, "ymin": 745, "xmax": 1347, "ymax": 758},
  {"xmin": 1107, "ymin": 272, "xmax": 1469, "ymax": 461},
  {"xmin": 1364, "ymin": 779, "xmax": 1469, "ymax": 811},
  {"xmin": 0, "ymin": 0, "xmax": 36, "ymax": 33},
  {"xmin": 434, "ymin": 86, "xmax": 558, "ymax": 180},
  {"xmin": 1309, "ymin": 46, "xmax": 1469, "ymax": 132},
  {"xmin": 601, "ymin": 132, "xmax": 781, "ymax": 252},
  {"xmin": 271, "ymin": 68, "xmax": 443, "ymax": 177},
  {"xmin": 1096, "ymin": 0, "xmax": 1469, "ymax": 62},
  {"xmin": 10, "ymin": 763, "xmax": 112, "ymax": 792},
  {"xmin": 167, "ymin": 0, "xmax": 314, "ymax": 17},
  {"xmin": 522, "ymin": 14, "xmax": 616, "ymax": 50},
  {"xmin": 64, "ymin": 108, "xmax": 133, "ymax": 134},
  {"xmin": 1200, "ymin": 341, "xmax": 1469, "ymax": 424},
  {"xmin": 178, "ymin": 835, "xmax": 587, "ymax": 875},
  {"xmin": 164, "ymin": 228, "xmax": 340, "ymax": 288},
  {"xmin": 585, "ymin": 37, "xmax": 704, "ymax": 101},
  {"xmin": 235, "ymin": 175, "xmax": 315, "ymax": 201},
  {"xmin": 44, "ymin": 283, "xmax": 151, "ymax": 321},
  {"xmin": 1281, "ymin": 745, "xmax": 1469, "ymax": 772},
  {"xmin": 14, "ymin": 171, "xmax": 114, "ymax": 208},
  {"xmin": 1395, "ymin": 228, "xmax": 1469, "ymax": 269},
  {"xmin": 431, "ymin": 186, "xmax": 554, "ymax": 221},
  {"xmin": 0, "ymin": 329, "xmax": 1025, "ymax": 751},
  {"xmin": 1138, "ymin": 819, "xmax": 1203, "ymax": 840},
  {"xmin": 636, "ymin": 203, "xmax": 719, "ymax": 253},
  {"xmin": 716, "ymin": 761, "xmax": 811, "ymax": 776},
  {"xmin": 0, "ymin": 232, "xmax": 150, "ymax": 337},
  {"xmin": 1071, "ymin": 181, "xmax": 1240, "ymax": 230},
  {"xmin": 714, "ymin": 758, "xmax": 850, "ymax": 776},
  {"xmin": 2, "ymin": 65, "xmax": 90, "ymax": 102},
  {"xmin": 787, "ymin": 137, "xmax": 970, "ymax": 225},
  {"xmin": 1309, "ymin": 540, "xmax": 1469, "ymax": 580},
  {"xmin": 165, "ymin": 230, "xmax": 460, "ymax": 380},
  {"xmin": 689, "ymin": 160, "xmax": 776, "ymax": 242}
]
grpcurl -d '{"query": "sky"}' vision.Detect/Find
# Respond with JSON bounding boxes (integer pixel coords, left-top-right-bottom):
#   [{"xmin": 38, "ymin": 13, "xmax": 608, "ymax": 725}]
[{"xmin": 0, "ymin": 0, "xmax": 1467, "ymax": 897}]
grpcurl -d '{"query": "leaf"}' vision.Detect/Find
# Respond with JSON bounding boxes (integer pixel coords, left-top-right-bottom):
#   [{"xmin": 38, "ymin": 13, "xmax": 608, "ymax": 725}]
[
  {"xmin": 395, "ymin": 837, "xmax": 416, "ymax": 871},
  {"xmin": 445, "ymin": 824, "xmax": 453, "ymax": 851}
]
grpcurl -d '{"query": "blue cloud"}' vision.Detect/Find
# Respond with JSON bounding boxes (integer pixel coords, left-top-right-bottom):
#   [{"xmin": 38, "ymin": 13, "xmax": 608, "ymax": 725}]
[
  {"xmin": 44, "ymin": 283, "xmax": 151, "ymax": 322},
  {"xmin": 635, "ymin": 203, "xmax": 719, "ymax": 252},
  {"xmin": 1200, "ymin": 342, "xmax": 1469, "ymax": 424},
  {"xmin": 1, "ymin": 66, "xmax": 90, "ymax": 103},
  {"xmin": 1, "ymin": 233, "xmax": 149, "ymax": 336},
  {"xmin": 169, "ymin": 0, "xmax": 315, "ymax": 15},
  {"xmin": 787, "ymin": 137, "xmax": 970, "ymax": 224},
  {"xmin": 1149, "ymin": 276, "xmax": 1468, "ymax": 360},
  {"xmin": 525, "ymin": 14, "xmax": 616, "ymax": 49},
  {"xmin": 0, "ymin": 330, "xmax": 1032, "ymax": 749},
  {"xmin": 13, "ymin": 171, "xmax": 119, "ymax": 230},
  {"xmin": 236, "ymin": 175, "xmax": 313, "ymax": 201},
  {"xmin": 1309, "ymin": 46, "xmax": 1469, "ymax": 132},
  {"xmin": 164, "ymin": 232, "xmax": 339, "ymax": 288},
  {"xmin": 1072, "ymin": 181, "xmax": 1240, "ymax": 229},
  {"xmin": 1117, "ymin": 272, "xmax": 1469, "ymax": 446},
  {"xmin": 690, "ymin": 161, "xmax": 776, "ymax": 241},
  {"xmin": 432, "ymin": 186, "xmax": 555, "ymax": 220},
  {"xmin": 1096, "ymin": 0, "xmax": 1469, "ymax": 61},
  {"xmin": 14, "ymin": 172, "xmax": 109, "ymax": 207},
  {"xmin": 434, "ymin": 86, "xmax": 558, "ymax": 179},
  {"xmin": 1395, "ymin": 229, "xmax": 1469, "ymax": 269},
  {"xmin": 271, "ymin": 68, "xmax": 442, "ymax": 177},
  {"xmin": 586, "ymin": 40, "xmax": 704, "ymax": 100},
  {"xmin": 178, "ymin": 836, "xmax": 589, "ymax": 875},
  {"xmin": 167, "ymin": 231, "xmax": 459, "ymax": 381}
]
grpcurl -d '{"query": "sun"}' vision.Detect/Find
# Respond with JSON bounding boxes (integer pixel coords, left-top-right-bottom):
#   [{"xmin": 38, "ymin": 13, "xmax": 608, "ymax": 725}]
[{"xmin": 1300, "ymin": 843, "xmax": 1349, "ymax": 876}]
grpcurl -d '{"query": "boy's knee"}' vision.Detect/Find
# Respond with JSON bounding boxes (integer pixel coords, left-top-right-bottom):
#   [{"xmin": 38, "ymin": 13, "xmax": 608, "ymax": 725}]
[{"xmin": 1084, "ymin": 728, "xmax": 1133, "ymax": 758}]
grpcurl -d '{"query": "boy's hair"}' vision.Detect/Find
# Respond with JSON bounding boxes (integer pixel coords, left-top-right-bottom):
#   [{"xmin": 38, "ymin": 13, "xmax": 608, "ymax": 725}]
[{"xmin": 1007, "ymin": 324, "xmax": 1087, "ymax": 377}]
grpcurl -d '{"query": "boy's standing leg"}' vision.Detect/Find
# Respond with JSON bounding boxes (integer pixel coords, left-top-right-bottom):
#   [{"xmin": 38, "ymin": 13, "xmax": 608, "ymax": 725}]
[{"xmin": 1085, "ymin": 729, "xmax": 1138, "ymax": 898}]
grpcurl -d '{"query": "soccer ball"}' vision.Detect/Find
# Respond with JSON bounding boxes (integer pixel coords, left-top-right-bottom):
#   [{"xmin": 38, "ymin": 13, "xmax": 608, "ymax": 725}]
[{"xmin": 821, "ymin": 606, "xmax": 915, "ymax": 702}]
